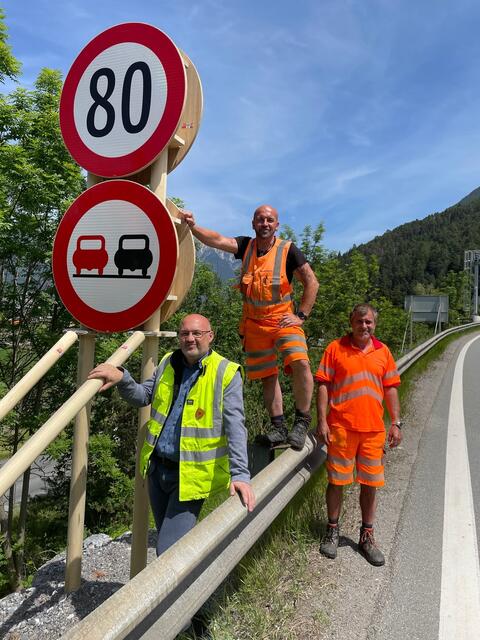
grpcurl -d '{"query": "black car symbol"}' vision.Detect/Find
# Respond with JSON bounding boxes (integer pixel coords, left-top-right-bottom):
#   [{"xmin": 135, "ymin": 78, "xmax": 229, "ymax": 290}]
[{"xmin": 114, "ymin": 234, "xmax": 153, "ymax": 277}]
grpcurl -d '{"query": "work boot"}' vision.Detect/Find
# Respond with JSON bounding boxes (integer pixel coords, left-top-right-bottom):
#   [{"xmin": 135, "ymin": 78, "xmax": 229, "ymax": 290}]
[
  {"xmin": 287, "ymin": 414, "xmax": 311, "ymax": 450},
  {"xmin": 256, "ymin": 423, "xmax": 288, "ymax": 447},
  {"xmin": 358, "ymin": 527, "xmax": 385, "ymax": 566},
  {"xmin": 320, "ymin": 524, "xmax": 339, "ymax": 559}
]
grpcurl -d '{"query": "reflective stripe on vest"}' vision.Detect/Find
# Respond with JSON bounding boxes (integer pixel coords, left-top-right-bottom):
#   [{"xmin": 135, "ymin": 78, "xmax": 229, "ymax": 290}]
[
  {"xmin": 317, "ymin": 363, "xmax": 335, "ymax": 377},
  {"xmin": 143, "ymin": 354, "xmax": 174, "ymax": 449},
  {"xmin": 140, "ymin": 350, "xmax": 241, "ymax": 502},
  {"xmin": 239, "ymin": 237, "xmax": 293, "ymax": 318},
  {"xmin": 179, "ymin": 357, "xmax": 229, "ymax": 441},
  {"xmin": 181, "ymin": 446, "xmax": 229, "ymax": 463},
  {"xmin": 331, "ymin": 370, "xmax": 382, "ymax": 393},
  {"xmin": 331, "ymin": 386, "xmax": 384, "ymax": 406}
]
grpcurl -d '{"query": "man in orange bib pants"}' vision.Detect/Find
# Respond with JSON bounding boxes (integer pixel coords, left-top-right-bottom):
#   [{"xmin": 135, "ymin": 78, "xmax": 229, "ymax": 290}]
[
  {"xmin": 181, "ymin": 204, "xmax": 319, "ymax": 450},
  {"xmin": 315, "ymin": 303, "xmax": 402, "ymax": 566}
]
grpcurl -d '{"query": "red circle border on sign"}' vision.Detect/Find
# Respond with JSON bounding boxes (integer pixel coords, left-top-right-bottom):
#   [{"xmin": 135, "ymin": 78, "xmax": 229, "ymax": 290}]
[
  {"xmin": 52, "ymin": 180, "xmax": 178, "ymax": 332},
  {"xmin": 60, "ymin": 23, "xmax": 186, "ymax": 177}
]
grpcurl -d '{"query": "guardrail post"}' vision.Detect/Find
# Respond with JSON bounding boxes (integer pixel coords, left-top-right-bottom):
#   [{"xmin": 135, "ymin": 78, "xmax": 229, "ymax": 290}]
[
  {"xmin": 130, "ymin": 148, "xmax": 169, "ymax": 578},
  {"xmin": 65, "ymin": 330, "xmax": 96, "ymax": 593}
]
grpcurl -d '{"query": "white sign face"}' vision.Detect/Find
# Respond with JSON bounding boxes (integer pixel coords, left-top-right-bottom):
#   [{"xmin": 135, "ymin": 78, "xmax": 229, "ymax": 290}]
[
  {"xmin": 60, "ymin": 23, "xmax": 186, "ymax": 177},
  {"xmin": 73, "ymin": 43, "xmax": 167, "ymax": 158},
  {"xmin": 66, "ymin": 199, "xmax": 159, "ymax": 312},
  {"xmin": 52, "ymin": 180, "xmax": 178, "ymax": 332}
]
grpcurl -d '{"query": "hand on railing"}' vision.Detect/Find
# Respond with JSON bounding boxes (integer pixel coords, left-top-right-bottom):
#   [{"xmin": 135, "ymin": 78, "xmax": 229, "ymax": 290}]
[
  {"xmin": 230, "ymin": 480, "xmax": 256, "ymax": 512},
  {"xmin": 87, "ymin": 363, "xmax": 124, "ymax": 392}
]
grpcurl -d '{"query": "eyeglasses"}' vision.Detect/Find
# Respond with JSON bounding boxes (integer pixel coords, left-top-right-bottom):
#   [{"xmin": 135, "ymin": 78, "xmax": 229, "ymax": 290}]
[{"xmin": 179, "ymin": 330, "xmax": 212, "ymax": 338}]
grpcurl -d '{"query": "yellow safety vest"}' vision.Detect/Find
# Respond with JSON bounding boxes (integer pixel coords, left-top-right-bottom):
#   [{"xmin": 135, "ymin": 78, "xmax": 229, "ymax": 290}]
[{"xmin": 139, "ymin": 350, "xmax": 241, "ymax": 501}]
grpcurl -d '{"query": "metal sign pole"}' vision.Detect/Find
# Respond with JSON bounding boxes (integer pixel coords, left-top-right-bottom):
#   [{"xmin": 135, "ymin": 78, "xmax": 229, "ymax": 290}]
[{"xmin": 474, "ymin": 262, "xmax": 479, "ymax": 317}]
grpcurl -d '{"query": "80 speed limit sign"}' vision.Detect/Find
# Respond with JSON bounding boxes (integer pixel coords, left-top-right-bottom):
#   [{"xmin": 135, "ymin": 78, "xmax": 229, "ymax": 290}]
[{"xmin": 60, "ymin": 23, "xmax": 186, "ymax": 177}]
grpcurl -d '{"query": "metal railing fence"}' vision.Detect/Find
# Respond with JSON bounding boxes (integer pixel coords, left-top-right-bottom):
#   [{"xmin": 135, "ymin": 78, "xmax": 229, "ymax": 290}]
[
  {"xmin": 0, "ymin": 330, "xmax": 79, "ymax": 421},
  {"xmin": 1, "ymin": 321, "xmax": 479, "ymax": 637},
  {"xmin": 62, "ymin": 320, "xmax": 480, "ymax": 640},
  {"xmin": 0, "ymin": 331, "xmax": 145, "ymax": 499}
]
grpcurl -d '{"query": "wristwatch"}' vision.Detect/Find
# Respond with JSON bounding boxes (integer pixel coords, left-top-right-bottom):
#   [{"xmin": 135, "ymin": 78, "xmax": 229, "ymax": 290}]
[
  {"xmin": 297, "ymin": 311, "xmax": 308, "ymax": 321},
  {"xmin": 392, "ymin": 420, "xmax": 403, "ymax": 429}
]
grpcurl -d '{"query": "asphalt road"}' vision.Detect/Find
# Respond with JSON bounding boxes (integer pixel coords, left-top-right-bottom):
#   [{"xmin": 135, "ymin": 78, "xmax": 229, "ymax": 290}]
[{"xmin": 370, "ymin": 333, "xmax": 480, "ymax": 640}]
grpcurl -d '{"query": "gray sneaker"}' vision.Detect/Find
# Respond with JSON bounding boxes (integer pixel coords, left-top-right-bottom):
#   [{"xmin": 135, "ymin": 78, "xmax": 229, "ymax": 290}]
[
  {"xmin": 358, "ymin": 528, "xmax": 385, "ymax": 566},
  {"xmin": 256, "ymin": 424, "xmax": 288, "ymax": 447},
  {"xmin": 320, "ymin": 524, "xmax": 339, "ymax": 559},
  {"xmin": 287, "ymin": 415, "xmax": 311, "ymax": 450}
]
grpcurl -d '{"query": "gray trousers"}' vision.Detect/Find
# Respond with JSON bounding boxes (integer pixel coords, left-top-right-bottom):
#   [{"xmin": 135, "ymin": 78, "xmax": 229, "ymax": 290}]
[{"xmin": 148, "ymin": 456, "xmax": 204, "ymax": 556}]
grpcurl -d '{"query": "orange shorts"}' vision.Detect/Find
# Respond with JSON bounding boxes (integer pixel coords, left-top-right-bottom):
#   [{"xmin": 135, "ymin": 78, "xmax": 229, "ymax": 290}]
[
  {"xmin": 326, "ymin": 426, "xmax": 385, "ymax": 487},
  {"xmin": 243, "ymin": 318, "xmax": 309, "ymax": 380}
]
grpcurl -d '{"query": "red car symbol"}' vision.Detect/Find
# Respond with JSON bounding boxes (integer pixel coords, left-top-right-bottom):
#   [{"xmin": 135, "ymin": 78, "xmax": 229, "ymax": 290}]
[{"xmin": 73, "ymin": 235, "xmax": 109, "ymax": 276}]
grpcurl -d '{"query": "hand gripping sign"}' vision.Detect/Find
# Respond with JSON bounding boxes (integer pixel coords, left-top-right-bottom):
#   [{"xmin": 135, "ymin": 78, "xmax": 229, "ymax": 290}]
[
  {"xmin": 59, "ymin": 23, "xmax": 187, "ymax": 177},
  {"xmin": 52, "ymin": 181, "xmax": 178, "ymax": 332}
]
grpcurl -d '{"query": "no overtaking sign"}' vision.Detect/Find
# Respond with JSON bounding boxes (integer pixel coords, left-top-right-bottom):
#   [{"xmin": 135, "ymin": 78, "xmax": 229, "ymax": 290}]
[{"xmin": 52, "ymin": 180, "xmax": 178, "ymax": 332}]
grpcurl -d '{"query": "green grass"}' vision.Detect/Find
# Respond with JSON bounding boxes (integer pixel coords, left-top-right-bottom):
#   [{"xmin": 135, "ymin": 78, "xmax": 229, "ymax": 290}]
[
  {"xmin": 179, "ymin": 326, "xmax": 480, "ymax": 639},
  {"xmin": 178, "ymin": 468, "xmax": 328, "ymax": 639}
]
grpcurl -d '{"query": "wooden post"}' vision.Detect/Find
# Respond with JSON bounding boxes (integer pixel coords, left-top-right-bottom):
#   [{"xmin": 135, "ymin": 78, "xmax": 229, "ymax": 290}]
[
  {"xmin": 130, "ymin": 149, "xmax": 169, "ymax": 578},
  {"xmin": 65, "ymin": 330, "xmax": 96, "ymax": 592},
  {"xmin": 65, "ymin": 172, "xmax": 101, "ymax": 592}
]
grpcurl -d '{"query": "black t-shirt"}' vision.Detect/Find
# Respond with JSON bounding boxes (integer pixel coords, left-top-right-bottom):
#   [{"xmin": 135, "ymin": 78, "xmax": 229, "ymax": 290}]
[{"xmin": 234, "ymin": 236, "xmax": 307, "ymax": 283}]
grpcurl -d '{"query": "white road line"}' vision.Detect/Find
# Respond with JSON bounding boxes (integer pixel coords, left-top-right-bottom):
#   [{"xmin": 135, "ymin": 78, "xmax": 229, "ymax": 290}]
[{"xmin": 439, "ymin": 335, "xmax": 480, "ymax": 639}]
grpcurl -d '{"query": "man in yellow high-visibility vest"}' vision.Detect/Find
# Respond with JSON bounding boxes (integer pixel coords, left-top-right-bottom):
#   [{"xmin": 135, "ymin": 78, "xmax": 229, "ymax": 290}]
[{"xmin": 88, "ymin": 314, "xmax": 255, "ymax": 556}]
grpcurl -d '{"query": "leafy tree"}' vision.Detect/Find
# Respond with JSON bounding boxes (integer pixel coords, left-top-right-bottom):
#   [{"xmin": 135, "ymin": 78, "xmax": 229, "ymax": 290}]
[
  {"xmin": 0, "ymin": 8, "xmax": 20, "ymax": 86},
  {"xmin": 0, "ymin": 19, "xmax": 84, "ymax": 588}
]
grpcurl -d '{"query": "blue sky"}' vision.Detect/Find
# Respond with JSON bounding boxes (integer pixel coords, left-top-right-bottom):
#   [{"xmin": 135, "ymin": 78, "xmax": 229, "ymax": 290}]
[{"xmin": 3, "ymin": 0, "xmax": 480, "ymax": 252}]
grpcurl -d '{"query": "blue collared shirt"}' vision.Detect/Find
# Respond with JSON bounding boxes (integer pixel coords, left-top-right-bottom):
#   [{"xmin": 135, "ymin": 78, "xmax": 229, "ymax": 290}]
[{"xmin": 154, "ymin": 354, "xmax": 207, "ymax": 461}]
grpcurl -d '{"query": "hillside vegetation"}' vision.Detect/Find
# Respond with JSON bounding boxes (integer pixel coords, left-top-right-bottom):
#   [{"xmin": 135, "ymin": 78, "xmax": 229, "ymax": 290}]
[{"xmin": 346, "ymin": 192, "xmax": 480, "ymax": 306}]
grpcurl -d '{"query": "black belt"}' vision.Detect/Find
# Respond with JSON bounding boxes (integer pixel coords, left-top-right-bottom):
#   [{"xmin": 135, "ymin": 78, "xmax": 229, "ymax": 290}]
[{"xmin": 155, "ymin": 455, "xmax": 179, "ymax": 470}]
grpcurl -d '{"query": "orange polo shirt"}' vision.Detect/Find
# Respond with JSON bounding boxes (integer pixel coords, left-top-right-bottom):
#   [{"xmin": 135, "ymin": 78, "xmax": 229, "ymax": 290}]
[{"xmin": 315, "ymin": 334, "xmax": 400, "ymax": 432}]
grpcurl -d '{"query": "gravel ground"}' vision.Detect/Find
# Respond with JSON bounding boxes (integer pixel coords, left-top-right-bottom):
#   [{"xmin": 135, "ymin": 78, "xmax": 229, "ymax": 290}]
[
  {"xmin": 0, "ymin": 338, "xmax": 463, "ymax": 640},
  {"xmin": 0, "ymin": 531, "xmax": 157, "ymax": 640}
]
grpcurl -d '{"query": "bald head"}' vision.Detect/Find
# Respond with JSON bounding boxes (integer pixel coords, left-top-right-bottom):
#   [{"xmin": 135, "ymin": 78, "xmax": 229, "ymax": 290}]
[
  {"xmin": 253, "ymin": 204, "xmax": 279, "ymax": 222},
  {"xmin": 180, "ymin": 314, "xmax": 212, "ymax": 332},
  {"xmin": 179, "ymin": 314, "xmax": 214, "ymax": 364},
  {"xmin": 252, "ymin": 204, "xmax": 279, "ymax": 242}
]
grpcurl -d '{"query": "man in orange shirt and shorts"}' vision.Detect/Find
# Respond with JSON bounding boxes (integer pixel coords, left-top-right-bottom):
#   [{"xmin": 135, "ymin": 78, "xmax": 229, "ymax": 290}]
[
  {"xmin": 315, "ymin": 303, "xmax": 402, "ymax": 566},
  {"xmin": 181, "ymin": 204, "xmax": 319, "ymax": 450}
]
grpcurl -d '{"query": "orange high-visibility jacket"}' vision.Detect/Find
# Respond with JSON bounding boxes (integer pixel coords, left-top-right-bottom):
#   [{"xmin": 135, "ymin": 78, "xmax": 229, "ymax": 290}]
[
  {"xmin": 239, "ymin": 237, "xmax": 294, "ymax": 320},
  {"xmin": 315, "ymin": 335, "xmax": 400, "ymax": 432}
]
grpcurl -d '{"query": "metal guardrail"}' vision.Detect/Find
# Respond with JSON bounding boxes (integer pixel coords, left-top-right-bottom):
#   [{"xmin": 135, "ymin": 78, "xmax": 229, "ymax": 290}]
[
  {"xmin": 62, "ymin": 320, "xmax": 480, "ymax": 640},
  {"xmin": 63, "ymin": 435, "xmax": 325, "ymax": 640},
  {"xmin": 396, "ymin": 321, "xmax": 480, "ymax": 374}
]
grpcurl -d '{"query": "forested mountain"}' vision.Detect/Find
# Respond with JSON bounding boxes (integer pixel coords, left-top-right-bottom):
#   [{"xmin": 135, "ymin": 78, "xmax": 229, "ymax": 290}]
[{"xmin": 345, "ymin": 191, "xmax": 480, "ymax": 305}]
